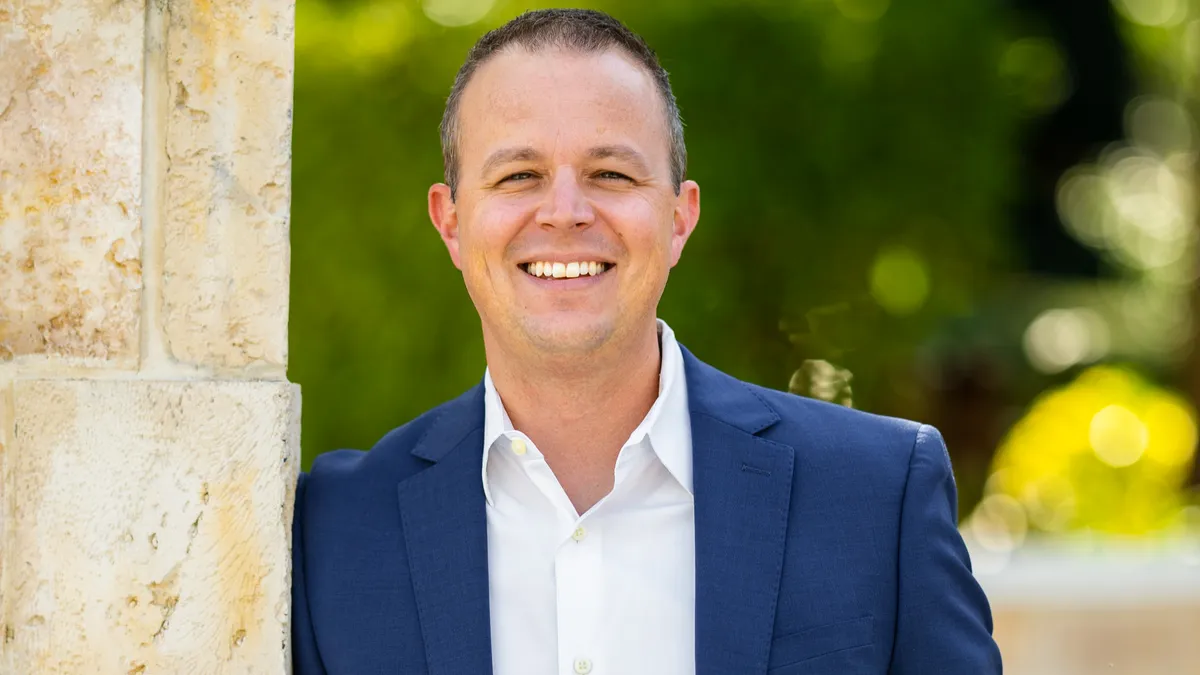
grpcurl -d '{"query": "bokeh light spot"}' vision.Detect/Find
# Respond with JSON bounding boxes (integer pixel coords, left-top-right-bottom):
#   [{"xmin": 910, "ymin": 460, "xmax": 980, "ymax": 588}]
[
  {"xmin": 1143, "ymin": 398, "xmax": 1198, "ymax": 467},
  {"xmin": 1090, "ymin": 404, "xmax": 1150, "ymax": 467},
  {"xmin": 999, "ymin": 37, "xmax": 1070, "ymax": 113},
  {"xmin": 869, "ymin": 246, "xmax": 929, "ymax": 316},
  {"xmin": 967, "ymin": 494, "xmax": 1028, "ymax": 553},
  {"xmin": 1055, "ymin": 141, "xmax": 1196, "ymax": 285},
  {"xmin": 1129, "ymin": 96, "xmax": 1194, "ymax": 156},
  {"xmin": 1022, "ymin": 308, "xmax": 1109, "ymax": 374},
  {"xmin": 1113, "ymin": 0, "xmax": 1187, "ymax": 27},
  {"xmin": 423, "ymin": 0, "xmax": 495, "ymax": 27},
  {"xmin": 1056, "ymin": 170, "xmax": 1115, "ymax": 248},
  {"xmin": 296, "ymin": 0, "xmax": 414, "ymax": 65},
  {"xmin": 1021, "ymin": 476, "xmax": 1076, "ymax": 532}
]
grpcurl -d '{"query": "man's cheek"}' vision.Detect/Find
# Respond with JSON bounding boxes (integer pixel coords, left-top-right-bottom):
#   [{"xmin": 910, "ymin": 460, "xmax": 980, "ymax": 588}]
[{"xmin": 460, "ymin": 239, "xmax": 491, "ymax": 273}]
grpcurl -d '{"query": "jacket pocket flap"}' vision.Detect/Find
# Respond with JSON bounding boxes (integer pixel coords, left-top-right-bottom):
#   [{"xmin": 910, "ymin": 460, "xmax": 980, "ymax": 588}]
[{"xmin": 768, "ymin": 615, "xmax": 874, "ymax": 669}]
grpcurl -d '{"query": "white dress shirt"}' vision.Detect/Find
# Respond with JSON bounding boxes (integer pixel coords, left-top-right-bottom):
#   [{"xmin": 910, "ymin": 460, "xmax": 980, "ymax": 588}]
[{"xmin": 482, "ymin": 319, "xmax": 695, "ymax": 675}]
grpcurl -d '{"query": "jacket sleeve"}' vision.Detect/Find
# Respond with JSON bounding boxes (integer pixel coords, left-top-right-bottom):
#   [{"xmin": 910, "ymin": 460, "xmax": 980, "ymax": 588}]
[
  {"xmin": 292, "ymin": 472, "xmax": 328, "ymax": 675},
  {"xmin": 889, "ymin": 425, "xmax": 1003, "ymax": 674}
]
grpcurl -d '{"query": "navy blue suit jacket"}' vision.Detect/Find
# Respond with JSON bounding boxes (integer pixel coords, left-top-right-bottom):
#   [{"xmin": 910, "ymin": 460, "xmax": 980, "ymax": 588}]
[{"xmin": 292, "ymin": 346, "xmax": 1002, "ymax": 674}]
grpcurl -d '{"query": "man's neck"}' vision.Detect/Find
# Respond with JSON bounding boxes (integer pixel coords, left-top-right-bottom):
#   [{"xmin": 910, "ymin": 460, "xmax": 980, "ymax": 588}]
[{"xmin": 484, "ymin": 323, "xmax": 662, "ymax": 513}]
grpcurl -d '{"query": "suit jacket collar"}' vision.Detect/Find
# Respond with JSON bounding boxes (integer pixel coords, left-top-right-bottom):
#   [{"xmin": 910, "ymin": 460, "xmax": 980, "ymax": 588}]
[
  {"xmin": 679, "ymin": 344, "xmax": 781, "ymax": 435},
  {"xmin": 397, "ymin": 345, "xmax": 795, "ymax": 675},
  {"xmin": 409, "ymin": 383, "xmax": 484, "ymax": 462},
  {"xmin": 682, "ymin": 345, "xmax": 796, "ymax": 675},
  {"xmin": 396, "ymin": 384, "xmax": 492, "ymax": 675}
]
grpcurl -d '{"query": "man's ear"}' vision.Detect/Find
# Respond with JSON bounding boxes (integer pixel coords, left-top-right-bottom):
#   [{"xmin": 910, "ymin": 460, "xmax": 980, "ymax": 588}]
[
  {"xmin": 669, "ymin": 180, "xmax": 700, "ymax": 267},
  {"xmin": 428, "ymin": 183, "xmax": 463, "ymax": 270}
]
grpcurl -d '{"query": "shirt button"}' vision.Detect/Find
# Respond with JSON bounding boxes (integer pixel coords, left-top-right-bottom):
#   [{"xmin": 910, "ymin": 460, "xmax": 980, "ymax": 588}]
[
  {"xmin": 510, "ymin": 437, "xmax": 527, "ymax": 456},
  {"xmin": 571, "ymin": 526, "xmax": 587, "ymax": 542},
  {"xmin": 573, "ymin": 657, "xmax": 593, "ymax": 674}
]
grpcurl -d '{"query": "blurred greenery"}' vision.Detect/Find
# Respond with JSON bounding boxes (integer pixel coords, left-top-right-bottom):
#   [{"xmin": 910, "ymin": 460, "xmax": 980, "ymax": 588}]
[
  {"xmin": 290, "ymin": 0, "xmax": 1032, "ymax": 473},
  {"xmin": 965, "ymin": 0, "xmax": 1200, "ymax": 541}
]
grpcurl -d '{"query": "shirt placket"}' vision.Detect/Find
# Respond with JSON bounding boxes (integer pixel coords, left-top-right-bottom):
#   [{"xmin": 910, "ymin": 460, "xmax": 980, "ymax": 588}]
[{"xmin": 556, "ymin": 511, "xmax": 603, "ymax": 675}]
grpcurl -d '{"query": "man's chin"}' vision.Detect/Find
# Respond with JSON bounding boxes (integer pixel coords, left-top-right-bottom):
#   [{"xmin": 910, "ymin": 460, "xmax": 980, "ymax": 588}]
[{"xmin": 516, "ymin": 316, "xmax": 615, "ymax": 356}]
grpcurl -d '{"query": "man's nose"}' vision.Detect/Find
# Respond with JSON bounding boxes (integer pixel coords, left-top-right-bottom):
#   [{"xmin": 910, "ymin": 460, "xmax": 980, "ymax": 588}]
[{"xmin": 536, "ymin": 170, "xmax": 595, "ymax": 230}]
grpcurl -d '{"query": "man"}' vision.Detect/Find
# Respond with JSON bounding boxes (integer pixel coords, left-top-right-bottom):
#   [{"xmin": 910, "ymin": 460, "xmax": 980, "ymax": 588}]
[{"xmin": 291, "ymin": 8, "xmax": 1002, "ymax": 675}]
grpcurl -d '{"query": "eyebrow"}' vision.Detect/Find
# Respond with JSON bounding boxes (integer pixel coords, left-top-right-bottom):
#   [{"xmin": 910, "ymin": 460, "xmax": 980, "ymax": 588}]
[
  {"xmin": 587, "ymin": 145, "xmax": 651, "ymax": 174},
  {"xmin": 478, "ymin": 144, "xmax": 653, "ymax": 178},
  {"xmin": 480, "ymin": 147, "xmax": 542, "ymax": 177}
]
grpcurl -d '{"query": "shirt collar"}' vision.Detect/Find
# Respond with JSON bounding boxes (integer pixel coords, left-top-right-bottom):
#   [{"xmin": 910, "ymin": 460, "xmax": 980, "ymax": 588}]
[{"xmin": 481, "ymin": 319, "xmax": 693, "ymax": 506}]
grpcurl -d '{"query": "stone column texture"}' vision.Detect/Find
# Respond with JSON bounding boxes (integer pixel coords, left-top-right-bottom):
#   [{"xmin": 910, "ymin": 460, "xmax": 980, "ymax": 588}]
[{"xmin": 0, "ymin": 0, "xmax": 299, "ymax": 673}]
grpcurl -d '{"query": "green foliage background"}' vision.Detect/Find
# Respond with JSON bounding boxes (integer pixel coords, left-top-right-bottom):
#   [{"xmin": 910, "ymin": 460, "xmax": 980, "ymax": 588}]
[{"xmin": 290, "ymin": 0, "xmax": 1030, "ymax": 468}]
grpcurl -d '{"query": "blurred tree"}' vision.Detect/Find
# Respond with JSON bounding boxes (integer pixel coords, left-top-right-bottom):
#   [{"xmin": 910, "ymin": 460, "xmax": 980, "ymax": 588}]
[
  {"xmin": 1006, "ymin": 0, "xmax": 1134, "ymax": 279},
  {"xmin": 289, "ymin": 0, "xmax": 1030, "ymax": 479},
  {"xmin": 963, "ymin": 0, "xmax": 1200, "ymax": 533}
]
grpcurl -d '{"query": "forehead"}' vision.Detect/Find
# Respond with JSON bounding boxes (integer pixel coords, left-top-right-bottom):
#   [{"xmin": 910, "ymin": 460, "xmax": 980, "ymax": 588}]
[{"xmin": 456, "ymin": 47, "xmax": 667, "ymax": 164}]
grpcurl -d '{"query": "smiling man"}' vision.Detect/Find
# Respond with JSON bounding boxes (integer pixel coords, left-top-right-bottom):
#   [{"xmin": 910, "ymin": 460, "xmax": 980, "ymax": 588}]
[{"xmin": 291, "ymin": 9, "xmax": 1002, "ymax": 675}]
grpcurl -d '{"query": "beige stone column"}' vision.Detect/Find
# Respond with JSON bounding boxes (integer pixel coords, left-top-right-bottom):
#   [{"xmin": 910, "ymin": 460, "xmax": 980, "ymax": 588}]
[{"xmin": 0, "ymin": 0, "xmax": 298, "ymax": 672}]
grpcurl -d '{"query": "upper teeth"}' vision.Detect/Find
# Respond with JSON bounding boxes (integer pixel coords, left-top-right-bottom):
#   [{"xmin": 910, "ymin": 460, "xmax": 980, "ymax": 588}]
[{"xmin": 523, "ymin": 261, "xmax": 609, "ymax": 278}]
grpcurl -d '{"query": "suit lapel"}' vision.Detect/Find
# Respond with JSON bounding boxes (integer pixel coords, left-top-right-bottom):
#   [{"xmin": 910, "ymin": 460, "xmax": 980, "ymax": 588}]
[
  {"xmin": 683, "ymin": 347, "xmax": 796, "ymax": 675},
  {"xmin": 396, "ymin": 385, "xmax": 493, "ymax": 675},
  {"xmin": 391, "ymin": 350, "xmax": 795, "ymax": 675}
]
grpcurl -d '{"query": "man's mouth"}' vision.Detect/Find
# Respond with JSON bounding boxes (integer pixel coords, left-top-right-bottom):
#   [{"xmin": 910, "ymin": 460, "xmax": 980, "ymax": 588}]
[{"xmin": 520, "ymin": 261, "xmax": 613, "ymax": 279}]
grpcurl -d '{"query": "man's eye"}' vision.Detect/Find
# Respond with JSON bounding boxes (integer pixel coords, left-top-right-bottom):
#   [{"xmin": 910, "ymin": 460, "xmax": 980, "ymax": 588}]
[
  {"xmin": 502, "ymin": 172, "xmax": 535, "ymax": 183},
  {"xmin": 597, "ymin": 171, "xmax": 632, "ymax": 181}
]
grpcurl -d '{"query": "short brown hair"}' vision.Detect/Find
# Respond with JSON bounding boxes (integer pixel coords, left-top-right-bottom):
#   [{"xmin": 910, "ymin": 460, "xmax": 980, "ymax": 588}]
[{"xmin": 439, "ymin": 9, "xmax": 687, "ymax": 199}]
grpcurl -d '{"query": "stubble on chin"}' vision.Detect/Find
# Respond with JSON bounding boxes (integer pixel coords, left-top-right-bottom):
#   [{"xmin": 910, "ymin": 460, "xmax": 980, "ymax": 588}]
[{"xmin": 515, "ymin": 315, "xmax": 615, "ymax": 358}]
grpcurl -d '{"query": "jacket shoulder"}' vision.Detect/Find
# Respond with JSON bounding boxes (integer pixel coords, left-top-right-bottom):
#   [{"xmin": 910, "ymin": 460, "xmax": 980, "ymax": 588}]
[
  {"xmin": 750, "ymin": 381, "xmax": 921, "ymax": 436},
  {"xmin": 745, "ymin": 382, "xmax": 925, "ymax": 475},
  {"xmin": 307, "ymin": 409, "xmax": 431, "ymax": 479},
  {"xmin": 302, "ymin": 391, "xmax": 476, "ymax": 508}
]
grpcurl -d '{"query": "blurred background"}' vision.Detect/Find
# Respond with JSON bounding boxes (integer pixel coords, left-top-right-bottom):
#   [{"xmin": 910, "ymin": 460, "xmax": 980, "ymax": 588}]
[{"xmin": 289, "ymin": 0, "xmax": 1200, "ymax": 671}]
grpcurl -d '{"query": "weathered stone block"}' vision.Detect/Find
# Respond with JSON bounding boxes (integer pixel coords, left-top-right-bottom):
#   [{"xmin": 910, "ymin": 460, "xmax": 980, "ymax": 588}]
[
  {"xmin": 1, "ymin": 379, "xmax": 300, "ymax": 674},
  {"xmin": 161, "ymin": 0, "xmax": 295, "ymax": 370},
  {"xmin": 0, "ymin": 0, "xmax": 145, "ymax": 364}
]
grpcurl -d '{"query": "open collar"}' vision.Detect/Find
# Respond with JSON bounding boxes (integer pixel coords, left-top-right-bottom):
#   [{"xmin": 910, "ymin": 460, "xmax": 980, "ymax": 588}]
[{"xmin": 479, "ymin": 319, "xmax": 694, "ymax": 506}]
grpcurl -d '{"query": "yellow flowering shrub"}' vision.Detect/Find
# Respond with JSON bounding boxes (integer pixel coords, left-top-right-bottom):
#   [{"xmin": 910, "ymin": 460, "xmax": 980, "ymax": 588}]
[{"xmin": 981, "ymin": 366, "xmax": 1197, "ymax": 537}]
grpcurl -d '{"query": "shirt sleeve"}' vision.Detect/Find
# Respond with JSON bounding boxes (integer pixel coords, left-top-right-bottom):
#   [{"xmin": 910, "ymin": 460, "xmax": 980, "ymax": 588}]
[{"xmin": 889, "ymin": 424, "xmax": 1004, "ymax": 674}]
